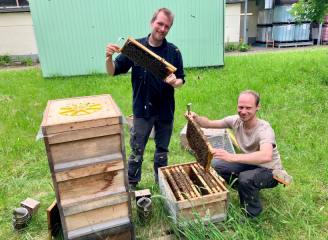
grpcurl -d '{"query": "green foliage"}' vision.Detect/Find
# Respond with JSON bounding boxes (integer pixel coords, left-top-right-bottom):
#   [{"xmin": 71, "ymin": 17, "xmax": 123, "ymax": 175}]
[
  {"xmin": 0, "ymin": 55, "xmax": 11, "ymax": 66},
  {"xmin": 18, "ymin": 57, "xmax": 33, "ymax": 66},
  {"xmin": 291, "ymin": 0, "xmax": 328, "ymax": 23},
  {"xmin": 238, "ymin": 42, "xmax": 251, "ymax": 52},
  {"xmin": 225, "ymin": 42, "xmax": 239, "ymax": 52},
  {"xmin": 0, "ymin": 48, "xmax": 328, "ymax": 239},
  {"xmin": 225, "ymin": 42, "xmax": 251, "ymax": 52}
]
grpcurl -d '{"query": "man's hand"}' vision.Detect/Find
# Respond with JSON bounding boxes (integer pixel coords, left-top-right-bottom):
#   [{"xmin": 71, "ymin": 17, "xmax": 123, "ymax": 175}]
[
  {"xmin": 106, "ymin": 44, "xmax": 120, "ymax": 59},
  {"xmin": 212, "ymin": 149, "xmax": 234, "ymax": 162},
  {"xmin": 105, "ymin": 44, "xmax": 120, "ymax": 75},
  {"xmin": 165, "ymin": 73, "xmax": 183, "ymax": 88}
]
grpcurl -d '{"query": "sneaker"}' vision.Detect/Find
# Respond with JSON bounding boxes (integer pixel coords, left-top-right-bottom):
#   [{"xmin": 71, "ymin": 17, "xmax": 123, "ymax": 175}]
[{"xmin": 272, "ymin": 169, "xmax": 293, "ymax": 186}]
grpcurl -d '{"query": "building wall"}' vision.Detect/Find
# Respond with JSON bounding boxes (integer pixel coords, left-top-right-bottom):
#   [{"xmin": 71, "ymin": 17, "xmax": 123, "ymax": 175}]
[
  {"xmin": 29, "ymin": 0, "xmax": 224, "ymax": 77},
  {"xmin": 0, "ymin": 12, "xmax": 38, "ymax": 56},
  {"xmin": 225, "ymin": 3, "xmax": 241, "ymax": 43}
]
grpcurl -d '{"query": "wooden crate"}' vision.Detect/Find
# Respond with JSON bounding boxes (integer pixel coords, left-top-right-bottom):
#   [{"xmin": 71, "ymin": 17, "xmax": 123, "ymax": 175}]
[
  {"xmin": 41, "ymin": 94, "xmax": 133, "ymax": 240},
  {"xmin": 158, "ymin": 162, "xmax": 229, "ymax": 223}
]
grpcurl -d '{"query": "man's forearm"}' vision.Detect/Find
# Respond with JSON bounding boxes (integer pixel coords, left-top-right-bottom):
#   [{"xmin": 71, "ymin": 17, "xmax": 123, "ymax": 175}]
[
  {"xmin": 195, "ymin": 116, "xmax": 226, "ymax": 129},
  {"xmin": 232, "ymin": 151, "xmax": 273, "ymax": 164},
  {"xmin": 106, "ymin": 57, "xmax": 115, "ymax": 75}
]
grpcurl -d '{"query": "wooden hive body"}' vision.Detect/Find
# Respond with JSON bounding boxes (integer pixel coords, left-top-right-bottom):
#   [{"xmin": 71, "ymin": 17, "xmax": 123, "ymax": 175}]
[
  {"xmin": 158, "ymin": 162, "xmax": 229, "ymax": 223},
  {"xmin": 41, "ymin": 94, "xmax": 134, "ymax": 240}
]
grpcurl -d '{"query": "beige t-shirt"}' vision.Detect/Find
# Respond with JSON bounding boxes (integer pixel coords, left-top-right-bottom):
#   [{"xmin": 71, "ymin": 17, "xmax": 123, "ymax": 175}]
[{"xmin": 223, "ymin": 115, "xmax": 283, "ymax": 170}]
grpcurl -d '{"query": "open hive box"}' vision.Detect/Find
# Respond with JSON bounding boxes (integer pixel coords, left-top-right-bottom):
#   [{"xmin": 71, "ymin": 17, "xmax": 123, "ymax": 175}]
[
  {"xmin": 41, "ymin": 94, "xmax": 134, "ymax": 240},
  {"xmin": 159, "ymin": 116, "xmax": 231, "ymax": 223},
  {"xmin": 159, "ymin": 162, "xmax": 229, "ymax": 223}
]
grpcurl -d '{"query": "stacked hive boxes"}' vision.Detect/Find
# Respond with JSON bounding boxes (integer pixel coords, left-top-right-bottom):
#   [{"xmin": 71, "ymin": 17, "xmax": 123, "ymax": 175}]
[{"xmin": 41, "ymin": 94, "xmax": 134, "ymax": 240}]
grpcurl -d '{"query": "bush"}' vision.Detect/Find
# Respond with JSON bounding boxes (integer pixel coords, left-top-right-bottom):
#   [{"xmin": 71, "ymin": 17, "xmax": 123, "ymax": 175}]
[
  {"xmin": 0, "ymin": 55, "xmax": 11, "ymax": 66},
  {"xmin": 225, "ymin": 42, "xmax": 251, "ymax": 52},
  {"xmin": 224, "ymin": 43, "xmax": 239, "ymax": 52},
  {"xmin": 19, "ymin": 57, "xmax": 33, "ymax": 66},
  {"xmin": 238, "ymin": 43, "xmax": 251, "ymax": 52}
]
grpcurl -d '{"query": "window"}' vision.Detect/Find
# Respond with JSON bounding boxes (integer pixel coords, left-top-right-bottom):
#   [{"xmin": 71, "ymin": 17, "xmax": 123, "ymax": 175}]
[{"xmin": 0, "ymin": 0, "xmax": 30, "ymax": 12}]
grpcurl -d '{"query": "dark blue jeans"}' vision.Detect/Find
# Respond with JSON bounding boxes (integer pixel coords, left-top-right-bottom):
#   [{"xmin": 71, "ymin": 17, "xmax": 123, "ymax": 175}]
[
  {"xmin": 212, "ymin": 159, "xmax": 278, "ymax": 217},
  {"xmin": 128, "ymin": 116, "xmax": 173, "ymax": 184}
]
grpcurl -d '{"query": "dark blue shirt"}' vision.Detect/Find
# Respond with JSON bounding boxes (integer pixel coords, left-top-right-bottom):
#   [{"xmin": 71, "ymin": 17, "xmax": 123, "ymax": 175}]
[{"xmin": 114, "ymin": 35, "xmax": 185, "ymax": 122}]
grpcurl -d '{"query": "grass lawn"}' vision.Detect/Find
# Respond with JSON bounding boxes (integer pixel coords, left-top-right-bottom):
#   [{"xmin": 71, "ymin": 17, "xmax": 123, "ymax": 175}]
[{"xmin": 0, "ymin": 47, "xmax": 328, "ymax": 239}]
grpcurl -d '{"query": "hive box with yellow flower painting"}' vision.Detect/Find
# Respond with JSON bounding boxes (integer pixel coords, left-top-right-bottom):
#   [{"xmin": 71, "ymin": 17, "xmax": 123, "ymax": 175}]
[{"xmin": 41, "ymin": 94, "xmax": 134, "ymax": 240}]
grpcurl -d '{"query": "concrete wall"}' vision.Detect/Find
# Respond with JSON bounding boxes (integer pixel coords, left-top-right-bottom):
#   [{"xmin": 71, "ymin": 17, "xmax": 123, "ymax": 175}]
[
  {"xmin": 225, "ymin": 3, "xmax": 241, "ymax": 43},
  {"xmin": 0, "ymin": 12, "xmax": 38, "ymax": 56}
]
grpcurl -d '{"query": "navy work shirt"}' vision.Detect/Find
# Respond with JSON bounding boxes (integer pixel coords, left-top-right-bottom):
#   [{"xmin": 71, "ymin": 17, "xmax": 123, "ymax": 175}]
[{"xmin": 114, "ymin": 35, "xmax": 185, "ymax": 122}]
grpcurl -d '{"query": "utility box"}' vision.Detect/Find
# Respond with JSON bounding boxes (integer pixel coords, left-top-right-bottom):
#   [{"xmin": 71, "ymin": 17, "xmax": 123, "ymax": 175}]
[{"xmin": 41, "ymin": 94, "xmax": 134, "ymax": 240}]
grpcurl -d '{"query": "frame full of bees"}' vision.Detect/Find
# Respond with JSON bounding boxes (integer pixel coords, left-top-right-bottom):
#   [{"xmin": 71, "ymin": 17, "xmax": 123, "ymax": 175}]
[{"xmin": 120, "ymin": 36, "xmax": 176, "ymax": 80}]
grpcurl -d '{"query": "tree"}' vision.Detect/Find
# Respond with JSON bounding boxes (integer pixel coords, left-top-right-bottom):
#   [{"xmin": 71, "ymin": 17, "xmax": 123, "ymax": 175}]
[{"xmin": 291, "ymin": 0, "xmax": 328, "ymax": 45}]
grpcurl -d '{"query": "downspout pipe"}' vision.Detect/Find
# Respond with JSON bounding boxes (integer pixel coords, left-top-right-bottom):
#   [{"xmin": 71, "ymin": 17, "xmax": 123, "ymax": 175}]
[{"xmin": 243, "ymin": 0, "xmax": 248, "ymax": 44}]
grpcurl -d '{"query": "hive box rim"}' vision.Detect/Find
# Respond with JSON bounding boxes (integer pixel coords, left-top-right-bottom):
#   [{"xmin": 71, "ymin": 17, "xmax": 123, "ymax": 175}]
[{"xmin": 41, "ymin": 94, "xmax": 123, "ymax": 135}]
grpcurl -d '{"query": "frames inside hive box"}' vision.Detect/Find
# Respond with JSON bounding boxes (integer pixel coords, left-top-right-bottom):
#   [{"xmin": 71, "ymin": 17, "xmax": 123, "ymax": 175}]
[
  {"xmin": 120, "ymin": 37, "xmax": 177, "ymax": 80},
  {"xmin": 185, "ymin": 115, "xmax": 213, "ymax": 171}
]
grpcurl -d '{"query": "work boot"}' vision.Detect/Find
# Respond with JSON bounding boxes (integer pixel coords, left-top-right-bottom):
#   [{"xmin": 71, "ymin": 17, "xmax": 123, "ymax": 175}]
[{"xmin": 272, "ymin": 169, "xmax": 293, "ymax": 186}]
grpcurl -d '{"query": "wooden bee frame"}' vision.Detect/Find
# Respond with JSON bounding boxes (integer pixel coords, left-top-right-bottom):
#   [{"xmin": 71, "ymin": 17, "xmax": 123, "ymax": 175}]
[
  {"xmin": 185, "ymin": 115, "xmax": 214, "ymax": 171},
  {"xmin": 120, "ymin": 37, "xmax": 177, "ymax": 80}
]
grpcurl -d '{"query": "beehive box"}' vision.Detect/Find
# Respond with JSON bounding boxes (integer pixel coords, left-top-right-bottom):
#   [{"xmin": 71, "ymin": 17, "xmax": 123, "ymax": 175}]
[
  {"xmin": 41, "ymin": 94, "xmax": 133, "ymax": 240},
  {"xmin": 158, "ymin": 162, "xmax": 229, "ymax": 223}
]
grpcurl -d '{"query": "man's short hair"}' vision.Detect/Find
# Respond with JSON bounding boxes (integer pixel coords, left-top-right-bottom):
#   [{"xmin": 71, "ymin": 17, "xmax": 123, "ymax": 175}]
[
  {"xmin": 239, "ymin": 90, "xmax": 260, "ymax": 106},
  {"xmin": 151, "ymin": 8, "xmax": 175, "ymax": 26}
]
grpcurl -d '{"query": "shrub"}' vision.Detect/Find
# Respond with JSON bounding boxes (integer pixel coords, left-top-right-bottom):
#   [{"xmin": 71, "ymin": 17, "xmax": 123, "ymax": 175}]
[
  {"xmin": 225, "ymin": 43, "xmax": 239, "ymax": 52},
  {"xmin": 238, "ymin": 43, "xmax": 251, "ymax": 52},
  {"xmin": 0, "ymin": 55, "xmax": 11, "ymax": 66}
]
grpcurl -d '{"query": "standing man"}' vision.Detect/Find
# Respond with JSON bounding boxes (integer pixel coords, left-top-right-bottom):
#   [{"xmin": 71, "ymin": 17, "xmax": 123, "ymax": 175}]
[
  {"xmin": 105, "ymin": 8, "xmax": 185, "ymax": 189},
  {"xmin": 188, "ymin": 90, "xmax": 290, "ymax": 218}
]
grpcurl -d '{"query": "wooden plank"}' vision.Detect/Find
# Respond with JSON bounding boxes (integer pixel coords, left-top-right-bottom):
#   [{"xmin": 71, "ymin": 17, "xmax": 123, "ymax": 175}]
[
  {"xmin": 179, "ymin": 199, "xmax": 227, "ymax": 221},
  {"xmin": 67, "ymin": 215, "xmax": 131, "ymax": 238},
  {"xmin": 62, "ymin": 192, "xmax": 129, "ymax": 216},
  {"xmin": 176, "ymin": 166, "xmax": 199, "ymax": 198},
  {"xmin": 209, "ymin": 168, "xmax": 228, "ymax": 192},
  {"xmin": 170, "ymin": 167, "xmax": 191, "ymax": 199},
  {"xmin": 55, "ymin": 158, "xmax": 124, "ymax": 182},
  {"xmin": 194, "ymin": 163, "xmax": 221, "ymax": 193},
  {"xmin": 163, "ymin": 168, "xmax": 185, "ymax": 201},
  {"xmin": 178, "ymin": 165, "xmax": 200, "ymax": 197},
  {"xmin": 54, "ymin": 152, "xmax": 123, "ymax": 172},
  {"xmin": 158, "ymin": 169, "xmax": 179, "ymax": 220},
  {"xmin": 70, "ymin": 222, "xmax": 133, "ymax": 240},
  {"xmin": 47, "ymin": 124, "xmax": 121, "ymax": 144},
  {"xmin": 48, "ymin": 134, "xmax": 121, "ymax": 164},
  {"xmin": 46, "ymin": 200, "xmax": 61, "ymax": 240},
  {"xmin": 65, "ymin": 202, "xmax": 129, "ymax": 231},
  {"xmin": 58, "ymin": 170, "xmax": 125, "ymax": 206},
  {"xmin": 177, "ymin": 192, "xmax": 228, "ymax": 210},
  {"xmin": 190, "ymin": 165, "xmax": 214, "ymax": 194}
]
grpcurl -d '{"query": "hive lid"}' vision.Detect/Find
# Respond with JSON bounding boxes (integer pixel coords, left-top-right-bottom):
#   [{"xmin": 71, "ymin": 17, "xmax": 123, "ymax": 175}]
[
  {"xmin": 185, "ymin": 115, "xmax": 213, "ymax": 171},
  {"xmin": 41, "ymin": 94, "xmax": 122, "ymax": 135}
]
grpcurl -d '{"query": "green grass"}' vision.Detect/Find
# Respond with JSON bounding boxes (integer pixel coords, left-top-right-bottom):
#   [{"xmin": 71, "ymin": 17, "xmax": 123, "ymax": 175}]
[{"xmin": 1, "ymin": 47, "xmax": 328, "ymax": 239}]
